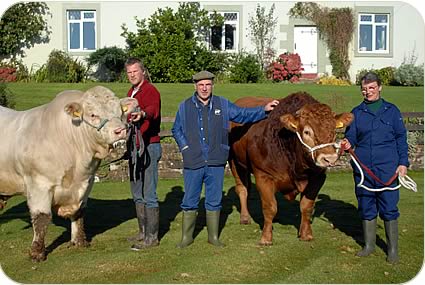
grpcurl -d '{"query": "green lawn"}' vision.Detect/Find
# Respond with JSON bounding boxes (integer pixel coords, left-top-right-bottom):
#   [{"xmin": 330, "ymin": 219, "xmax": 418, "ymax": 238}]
[
  {"xmin": 6, "ymin": 82, "xmax": 424, "ymax": 116},
  {"xmin": 1, "ymin": 82, "xmax": 423, "ymax": 283},
  {"xmin": 0, "ymin": 172, "xmax": 423, "ymax": 283}
]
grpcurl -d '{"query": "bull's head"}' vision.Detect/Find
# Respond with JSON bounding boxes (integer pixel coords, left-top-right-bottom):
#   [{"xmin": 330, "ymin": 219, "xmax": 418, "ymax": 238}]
[
  {"xmin": 64, "ymin": 86, "xmax": 138, "ymax": 159},
  {"xmin": 280, "ymin": 103, "xmax": 353, "ymax": 167}
]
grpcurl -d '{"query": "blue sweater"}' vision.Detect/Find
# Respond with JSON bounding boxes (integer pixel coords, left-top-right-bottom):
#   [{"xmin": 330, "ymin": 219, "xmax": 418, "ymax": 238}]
[
  {"xmin": 344, "ymin": 99, "xmax": 409, "ymax": 187},
  {"xmin": 172, "ymin": 93, "xmax": 267, "ymax": 169}
]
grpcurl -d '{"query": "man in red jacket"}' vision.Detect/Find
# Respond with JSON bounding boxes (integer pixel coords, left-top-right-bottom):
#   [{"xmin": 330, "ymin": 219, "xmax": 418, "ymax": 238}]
[{"xmin": 125, "ymin": 57, "xmax": 162, "ymax": 250}]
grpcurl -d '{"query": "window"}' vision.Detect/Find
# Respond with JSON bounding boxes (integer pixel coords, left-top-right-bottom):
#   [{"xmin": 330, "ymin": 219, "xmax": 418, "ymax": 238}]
[
  {"xmin": 67, "ymin": 10, "xmax": 96, "ymax": 52},
  {"xmin": 210, "ymin": 12, "xmax": 239, "ymax": 52},
  {"xmin": 358, "ymin": 13, "xmax": 389, "ymax": 54}
]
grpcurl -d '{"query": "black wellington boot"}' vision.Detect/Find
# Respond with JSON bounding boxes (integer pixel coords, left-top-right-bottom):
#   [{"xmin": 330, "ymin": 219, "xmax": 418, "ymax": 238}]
[
  {"xmin": 384, "ymin": 219, "xmax": 399, "ymax": 264},
  {"xmin": 127, "ymin": 203, "xmax": 145, "ymax": 242},
  {"xmin": 131, "ymin": 207, "xmax": 159, "ymax": 250},
  {"xmin": 356, "ymin": 218, "xmax": 376, "ymax": 257}
]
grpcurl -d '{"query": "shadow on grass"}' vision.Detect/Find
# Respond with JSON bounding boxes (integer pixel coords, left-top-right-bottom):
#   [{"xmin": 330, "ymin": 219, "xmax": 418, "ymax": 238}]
[
  {"xmin": 0, "ymin": 184, "xmax": 386, "ymax": 256},
  {"xmin": 222, "ymin": 185, "xmax": 386, "ymax": 252},
  {"xmin": 0, "ymin": 186, "xmax": 185, "ymax": 256}
]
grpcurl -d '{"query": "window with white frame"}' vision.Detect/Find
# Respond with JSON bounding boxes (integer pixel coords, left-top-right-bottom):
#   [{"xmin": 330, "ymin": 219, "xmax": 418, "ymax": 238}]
[
  {"xmin": 67, "ymin": 10, "xmax": 96, "ymax": 51},
  {"xmin": 210, "ymin": 12, "xmax": 239, "ymax": 52},
  {"xmin": 358, "ymin": 13, "xmax": 389, "ymax": 53}
]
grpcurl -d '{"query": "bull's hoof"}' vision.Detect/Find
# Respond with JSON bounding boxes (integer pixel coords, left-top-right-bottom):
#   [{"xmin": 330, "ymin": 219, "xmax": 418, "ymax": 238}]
[
  {"xmin": 30, "ymin": 251, "xmax": 47, "ymax": 262},
  {"xmin": 30, "ymin": 242, "xmax": 46, "ymax": 262},
  {"xmin": 299, "ymin": 235, "xmax": 313, "ymax": 241},
  {"xmin": 70, "ymin": 239, "xmax": 90, "ymax": 248},
  {"xmin": 258, "ymin": 239, "xmax": 273, "ymax": 246}
]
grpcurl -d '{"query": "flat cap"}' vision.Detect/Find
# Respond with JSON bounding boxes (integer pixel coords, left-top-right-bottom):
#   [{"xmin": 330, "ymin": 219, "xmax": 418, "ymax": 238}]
[{"xmin": 192, "ymin": 70, "xmax": 215, "ymax": 82}]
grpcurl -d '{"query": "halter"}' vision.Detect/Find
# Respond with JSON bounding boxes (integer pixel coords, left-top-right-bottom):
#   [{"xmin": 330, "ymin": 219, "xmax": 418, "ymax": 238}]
[
  {"xmin": 295, "ymin": 132, "xmax": 341, "ymax": 160},
  {"xmin": 82, "ymin": 116, "xmax": 124, "ymax": 132}
]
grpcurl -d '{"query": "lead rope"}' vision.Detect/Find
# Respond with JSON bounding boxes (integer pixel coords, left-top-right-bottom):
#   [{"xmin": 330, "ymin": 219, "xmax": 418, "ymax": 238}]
[{"xmin": 340, "ymin": 142, "xmax": 417, "ymax": 192}]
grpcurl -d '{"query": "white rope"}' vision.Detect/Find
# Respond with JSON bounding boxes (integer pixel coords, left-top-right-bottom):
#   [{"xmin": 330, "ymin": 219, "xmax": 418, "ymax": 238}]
[
  {"xmin": 349, "ymin": 153, "xmax": 417, "ymax": 192},
  {"xmin": 295, "ymin": 132, "xmax": 340, "ymax": 159}
]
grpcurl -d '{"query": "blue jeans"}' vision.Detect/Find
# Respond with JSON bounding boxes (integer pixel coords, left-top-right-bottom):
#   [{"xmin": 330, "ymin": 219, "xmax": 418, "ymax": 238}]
[
  {"xmin": 181, "ymin": 165, "xmax": 224, "ymax": 211},
  {"xmin": 130, "ymin": 143, "xmax": 162, "ymax": 208}
]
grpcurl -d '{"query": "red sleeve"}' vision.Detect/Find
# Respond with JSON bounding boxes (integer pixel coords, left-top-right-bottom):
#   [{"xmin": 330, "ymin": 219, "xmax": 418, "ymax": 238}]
[{"xmin": 134, "ymin": 82, "xmax": 161, "ymax": 136}]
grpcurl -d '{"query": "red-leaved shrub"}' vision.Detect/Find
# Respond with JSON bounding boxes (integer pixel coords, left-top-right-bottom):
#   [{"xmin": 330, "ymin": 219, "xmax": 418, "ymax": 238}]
[
  {"xmin": 0, "ymin": 67, "xmax": 17, "ymax": 82},
  {"xmin": 267, "ymin": 53, "xmax": 303, "ymax": 83}
]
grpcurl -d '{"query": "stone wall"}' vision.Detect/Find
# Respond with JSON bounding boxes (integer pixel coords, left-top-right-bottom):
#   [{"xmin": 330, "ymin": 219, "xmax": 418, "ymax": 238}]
[{"xmin": 101, "ymin": 142, "xmax": 424, "ymax": 181}]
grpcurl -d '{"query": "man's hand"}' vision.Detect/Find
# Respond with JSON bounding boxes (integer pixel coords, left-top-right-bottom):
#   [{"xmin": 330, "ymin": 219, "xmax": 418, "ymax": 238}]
[
  {"xmin": 130, "ymin": 110, "xmax": 145, "ymax": 122},
  {"xmin": 264, "ymin": 100, "xmax": 280, "ymax": 112}
]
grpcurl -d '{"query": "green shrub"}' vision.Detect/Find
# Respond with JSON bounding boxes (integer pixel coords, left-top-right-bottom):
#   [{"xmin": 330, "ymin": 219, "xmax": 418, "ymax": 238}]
[
  {"xmin": 229, "ymin": 52, "xmax": 263, "ymax": 83},
  {"xmin": 355, "ymin": 66, "xmax": 396, "ymax": 86},
  {"xmin": 193, "ymin": 50, "xmax": 231, "ymax": 82},
  {"xmin": 0, "ymin": 82, "xmax": 16, "ymax": 109},
  {"xmin": 86, "ymin": 46, "xmax": 128, "ymax": 82},
  {"xmin": 375, "ymin": 66, "xmax": 396, "ymax": 86},
  {"xmin": 122, "ymin": 2, "xmax": 224, "ymax": 83},
  {"xmin": 43, "ymin": 50, "xmax": 87, "ymax": 83},
  {"xmin": 394, "ymin": 63, "xmax": 424, "ymax": 86},
  {"xmin": 355, "ymin": 68, "xmax": 369, "ymax": 85}
]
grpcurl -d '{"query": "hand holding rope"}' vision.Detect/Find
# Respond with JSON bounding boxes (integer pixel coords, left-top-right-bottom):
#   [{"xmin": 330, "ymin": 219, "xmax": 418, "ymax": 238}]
[{"xmin": 340, "ymin": 140, "xmax": 417, "ymax": 192}]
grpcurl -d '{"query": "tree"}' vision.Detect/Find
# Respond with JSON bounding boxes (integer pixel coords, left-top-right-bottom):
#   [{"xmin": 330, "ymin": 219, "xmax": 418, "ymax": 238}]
[
  {"xmin": 0, "ymin": 2, "xmax": 51, "ymax": 61},
  {"xmin": 289, "ymin": 2, "xmax": 354, "ymax": 80},
  {"xmin": 247, "ymin": 4, "xmax": 277, "ymax": 71},
  {"xmin": 121, "ymin": 2, "xmax": 223, "ymax": 83}
]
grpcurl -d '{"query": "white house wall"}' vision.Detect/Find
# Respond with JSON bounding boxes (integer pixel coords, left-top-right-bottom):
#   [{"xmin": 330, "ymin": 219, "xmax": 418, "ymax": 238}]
[{"xmin": 2, "ymin": 1, "xmax": 424, "ymax": 82}]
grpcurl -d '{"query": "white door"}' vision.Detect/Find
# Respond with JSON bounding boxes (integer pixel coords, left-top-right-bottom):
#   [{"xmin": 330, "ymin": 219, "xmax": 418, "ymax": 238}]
[{"xmin": 294, "ymin": 26, "xmax": 318, "ymax": 74}]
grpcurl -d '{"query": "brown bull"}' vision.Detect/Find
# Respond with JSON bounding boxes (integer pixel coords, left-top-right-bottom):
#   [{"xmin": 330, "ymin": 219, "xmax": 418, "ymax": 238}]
[{"xmin": 229, "ymin": 92, "xmax": 353, "ymax": 245}]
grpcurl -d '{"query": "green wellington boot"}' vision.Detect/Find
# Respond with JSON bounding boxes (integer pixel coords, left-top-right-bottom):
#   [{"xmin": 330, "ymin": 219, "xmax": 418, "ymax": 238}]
[
  {"xmin": 206, "ymin": 210, "xmax": 225, "ymax": 247},
  {"xmin": 176, "ymin": 210, "xmax": 198, "ymax": 248}
]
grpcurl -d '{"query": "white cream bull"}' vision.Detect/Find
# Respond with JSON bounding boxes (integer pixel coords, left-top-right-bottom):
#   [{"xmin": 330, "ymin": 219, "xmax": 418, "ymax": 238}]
[{"xmin": 0, "ymin": 86, "xmax": 138, "ymax": 261}]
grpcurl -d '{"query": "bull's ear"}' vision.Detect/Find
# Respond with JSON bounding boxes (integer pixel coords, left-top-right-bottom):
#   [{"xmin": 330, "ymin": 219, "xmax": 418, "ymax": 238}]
[
  {"xmin": 120, "ymin": 97, "xmax": 138, "ymax": 116},
  {"xmin": 280, "ymin": 114, "xmax": 298, "ymax": 132},
  {"xmin": 335, "ymin": 112, "xmax": 354, "ymax": 128},
  {"xmin": 64, "ymin": 102, "xmax": 83, "ymax": 121}
]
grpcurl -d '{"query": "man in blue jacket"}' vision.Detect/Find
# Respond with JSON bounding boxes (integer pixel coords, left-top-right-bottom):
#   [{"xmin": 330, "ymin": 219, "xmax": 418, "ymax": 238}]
[
  {"xmin": 172, "ymin": 70, "xmax": 279, "ymax": 248},
  {"xmin": 343, "ymin": 72, "xmax": 409, "ymax": 264}
]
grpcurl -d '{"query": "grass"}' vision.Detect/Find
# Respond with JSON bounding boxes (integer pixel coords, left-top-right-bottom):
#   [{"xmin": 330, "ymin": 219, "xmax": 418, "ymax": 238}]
[
  {"xmin": 1, "ymin": 82, "xmax": 423, "ymax": 283},
  {"xmin": 6, "ymin": 82, "xmax": 424, "ymax": 115},
  {"xmin": 0, "ymin": 172, "xmax": 423, "ymax": 284}
]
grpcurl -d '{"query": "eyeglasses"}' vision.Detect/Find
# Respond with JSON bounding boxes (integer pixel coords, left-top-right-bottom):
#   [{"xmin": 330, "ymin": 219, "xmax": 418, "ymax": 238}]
[{"xmin": 361, "ymin": 85, "xmax": 379, "ymax": 92}]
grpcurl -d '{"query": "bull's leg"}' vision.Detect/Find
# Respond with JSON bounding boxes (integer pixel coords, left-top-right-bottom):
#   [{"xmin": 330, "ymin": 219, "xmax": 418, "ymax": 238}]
[
  {"xmin": 299, "ymin": 195, "xmax": 315, "ymax": 241},
  {"xmin": 70, "ymin": 208, "xmax": 90, "ymax": 247},
  {"xmin": 255, "ymin": 175, "xmax": 277, "ymax": 246},
  {"xmin": 298, "ymin": 172, "xmax": 326, "ymax": 241},
  {"xmin": 30, "ymin": 212, "xmax": 51, "ymax": 262},
  {"xmin": 26, "ymin": 180, "xmax": 54, "ymax": 262},
  {"xmin": 229, "ymin": 160, "xmax": 252, "ymax": 224}
]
